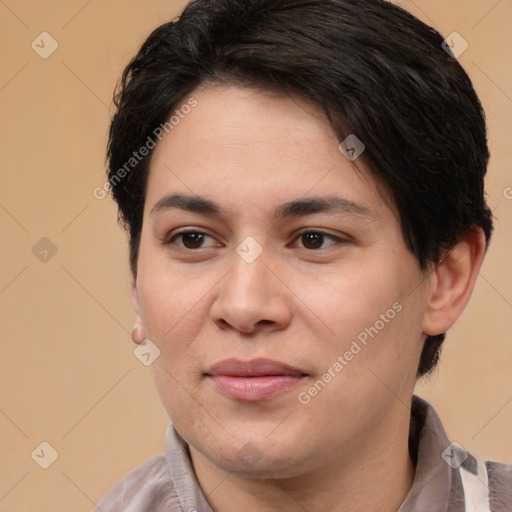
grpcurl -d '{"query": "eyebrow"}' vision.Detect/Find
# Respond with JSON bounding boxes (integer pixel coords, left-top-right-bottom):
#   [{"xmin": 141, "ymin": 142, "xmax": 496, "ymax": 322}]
[
  {"xmin": 151, "ymin": 193, "xmax": 221, "ymax": 216},
  {"xmin": 276, "ymin": 196, "xmax": 373, "ymax": 218},
  {"xmin": 150, "ymin": 193, "xmax": 374, "ymax": 219}
]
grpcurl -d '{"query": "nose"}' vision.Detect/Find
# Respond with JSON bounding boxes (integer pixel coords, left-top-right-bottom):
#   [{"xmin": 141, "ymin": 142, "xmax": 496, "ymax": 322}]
[{"xmin": 210, "ymin": 251, "xmax": 293, "ymax": 335}]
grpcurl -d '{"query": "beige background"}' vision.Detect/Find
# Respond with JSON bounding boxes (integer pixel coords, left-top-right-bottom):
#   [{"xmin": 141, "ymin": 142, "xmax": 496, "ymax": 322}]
[{"xmin": 1, "ymin": 0, "xmax": 511, "ymax": 510}]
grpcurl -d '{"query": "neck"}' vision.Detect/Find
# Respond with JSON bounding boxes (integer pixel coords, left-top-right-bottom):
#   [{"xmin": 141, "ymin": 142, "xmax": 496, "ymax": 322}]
[{"xmin": 190, "ymin": 406, "xmax": 415, "ymax": 512}]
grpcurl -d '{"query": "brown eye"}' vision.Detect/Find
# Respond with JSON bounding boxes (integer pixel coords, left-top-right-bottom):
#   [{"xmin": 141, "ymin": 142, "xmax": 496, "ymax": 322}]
[
  {"xmin": 166, "ymin": 230, "xmax": 218, "ymax": 249},
  {"xmin": 295, "ymin": 231, "xmax": 341, "ymax": 250},
  {"xmin": 181, "ymin": 232, "xmax": 206, "ymax": 248},
  {"xmin": 302, "ymin": 232, "xmax": 324, "ymax": 250}
]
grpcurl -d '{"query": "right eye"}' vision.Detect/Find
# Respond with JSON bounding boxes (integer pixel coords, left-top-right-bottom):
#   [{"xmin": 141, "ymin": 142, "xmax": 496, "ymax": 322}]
[{"xmin": 166, "ymin": 229, "xmax": 220, "ymax": 249}]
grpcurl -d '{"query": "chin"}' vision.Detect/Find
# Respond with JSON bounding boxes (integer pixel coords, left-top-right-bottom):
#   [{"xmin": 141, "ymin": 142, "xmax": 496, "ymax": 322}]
[{"xmin": 205, "ymin": 433, "xmax": 311, "ymax": 479}]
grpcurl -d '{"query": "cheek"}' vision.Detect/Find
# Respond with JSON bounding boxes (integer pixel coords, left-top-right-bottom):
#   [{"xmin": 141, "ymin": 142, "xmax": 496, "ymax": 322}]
[
  {"xmin": 141, "ymin": 270, "xmax": 212, "ymax": 417},
  {"xmin": 304, "ymin": 256, "xmax": 425, "ymax": 381},
  {"xmin": 137, "ymin": 256, "xmax": 215, "ymax": 342},
  {"xmin": 298, "ymin": 263, "xmax": 404, "ymax": 340}
]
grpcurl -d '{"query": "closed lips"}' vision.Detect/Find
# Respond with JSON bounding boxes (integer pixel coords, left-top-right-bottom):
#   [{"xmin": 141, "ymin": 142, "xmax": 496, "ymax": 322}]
[
  {"xmin": 205, "ymin": 358, "xmax": 308, "ymax": 401},
  {"xmin": 205, "ymin": 358, "xmax": 307, "ymax": 377}
]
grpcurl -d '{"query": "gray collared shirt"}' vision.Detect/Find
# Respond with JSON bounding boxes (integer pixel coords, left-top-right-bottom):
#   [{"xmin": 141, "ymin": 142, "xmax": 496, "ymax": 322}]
[{"xmin": 96, "ymin": 396, "xmax": 512, "ymax": 511}]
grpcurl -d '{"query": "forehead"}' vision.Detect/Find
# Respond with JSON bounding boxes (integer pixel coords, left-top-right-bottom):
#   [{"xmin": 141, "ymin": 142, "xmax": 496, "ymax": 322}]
[{"xmin": 145, "ymin": 84, "xmax": 391, "ymax": 220}]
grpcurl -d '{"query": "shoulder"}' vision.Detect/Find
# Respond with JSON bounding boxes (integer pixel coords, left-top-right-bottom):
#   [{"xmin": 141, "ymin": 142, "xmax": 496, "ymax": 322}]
[
  {"xmin": 485, "ymin": 459, "xmax": 512, "ymax": 511},
  {"xmin": 406, "ymin": 396, "xmax": 512, "ymax": 511},
  {"xmin": 95, "ymin": 454, "xmax": 182, "ymax": 512}
]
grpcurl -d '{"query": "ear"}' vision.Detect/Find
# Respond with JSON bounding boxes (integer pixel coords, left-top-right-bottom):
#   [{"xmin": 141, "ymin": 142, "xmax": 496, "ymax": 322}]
[
  {"xmin": 422, "ymin": 228, "xmax": 487, "ymax": 336},
  {"xmin": 131, "ymin": 277, "xmax": 146, "ymax": 344}
]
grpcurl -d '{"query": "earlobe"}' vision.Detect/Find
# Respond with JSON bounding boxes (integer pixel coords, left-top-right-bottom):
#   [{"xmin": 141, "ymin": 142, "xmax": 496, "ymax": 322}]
[
  {"xmin": 422, "ymin": 229, "xmax": 486, "ymax": 336},
  {"xmin": 131, "ymin": 278, "xmax": 147, "ymax": 344}
]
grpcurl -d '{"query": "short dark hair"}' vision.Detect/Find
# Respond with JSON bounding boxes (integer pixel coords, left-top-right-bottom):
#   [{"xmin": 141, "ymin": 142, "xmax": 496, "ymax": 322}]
[{"xmin": 107, "ymin": 0, "xmax": 493, "ymax": 378}]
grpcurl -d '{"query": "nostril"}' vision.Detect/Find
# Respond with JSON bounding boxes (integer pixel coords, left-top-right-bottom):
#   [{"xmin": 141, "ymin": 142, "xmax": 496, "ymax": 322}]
[
  {"xmin": 256, "ymin": 319, "xmax": 274, "ymax": 326},
  {"xmin": 216, "ymin": 318, "xmax": 231, "ymax": 329}
]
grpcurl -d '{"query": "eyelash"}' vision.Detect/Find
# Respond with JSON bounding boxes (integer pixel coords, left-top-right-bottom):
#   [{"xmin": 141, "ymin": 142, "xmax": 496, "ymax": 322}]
[{"xmin": 165, "ymin": 229, "xmax": 346, "ymax": 251}]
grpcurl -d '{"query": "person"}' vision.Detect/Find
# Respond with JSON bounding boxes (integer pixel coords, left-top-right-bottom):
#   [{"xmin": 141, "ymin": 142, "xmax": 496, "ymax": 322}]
[{"xmin": 96, "ymin": 0, "xmax": 512, "ymax": 510}]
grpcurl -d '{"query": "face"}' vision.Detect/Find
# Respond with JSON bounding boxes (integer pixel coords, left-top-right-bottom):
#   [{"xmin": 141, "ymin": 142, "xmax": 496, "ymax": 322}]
[{"xmin": 133, "ymin": 84, "xmax": 431, "ymax": 478}]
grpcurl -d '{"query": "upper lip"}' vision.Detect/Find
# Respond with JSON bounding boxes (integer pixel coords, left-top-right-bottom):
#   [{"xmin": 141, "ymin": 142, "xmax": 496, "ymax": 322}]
[{"xmin": 206, "ymin": 358, "xmax": 307, "ymax": 377}]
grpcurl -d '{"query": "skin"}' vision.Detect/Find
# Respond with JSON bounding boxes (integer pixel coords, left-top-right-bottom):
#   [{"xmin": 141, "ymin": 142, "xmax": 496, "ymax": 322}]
[{"xmin": 131, "ymin": 84, "xmax": 486, "ymax": 512}]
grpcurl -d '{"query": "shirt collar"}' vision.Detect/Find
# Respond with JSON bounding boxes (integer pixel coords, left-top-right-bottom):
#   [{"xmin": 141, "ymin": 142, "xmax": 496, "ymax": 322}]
[{"xmin": 399, "ymin": 395, "xmax": 465, "ymax": 511}]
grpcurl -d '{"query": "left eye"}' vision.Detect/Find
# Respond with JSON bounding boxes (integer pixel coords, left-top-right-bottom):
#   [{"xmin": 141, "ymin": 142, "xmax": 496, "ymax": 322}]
[{"xmin": 293, "ymin": 231, "xmax": 341, "ymax": 250}]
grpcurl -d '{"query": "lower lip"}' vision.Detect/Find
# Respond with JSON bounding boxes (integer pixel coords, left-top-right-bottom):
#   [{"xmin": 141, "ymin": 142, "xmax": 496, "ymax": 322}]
[{"xmin": 208, "ymin": 375, "xmax": 305, "ymax": 401}]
